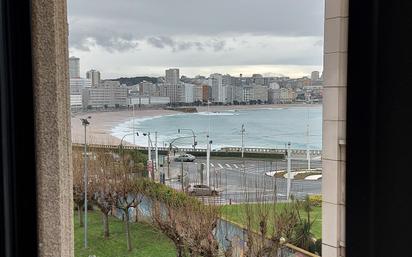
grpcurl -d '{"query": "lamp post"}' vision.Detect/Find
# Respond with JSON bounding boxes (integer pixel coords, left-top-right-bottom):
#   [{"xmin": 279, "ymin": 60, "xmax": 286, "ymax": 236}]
[
  {"xmin": 177, "ymin": 128, "xmax": 197, "ymax": 149},
  {"xmin": 168, "ymin": 135, "xmax": 194, "ymax": 189},
  {"xmin": 286, "ymin": 142, "xmax": 291, "ymax": 201},
  {"xmin": 241, "ymin": 124, "xmax": 245, "ymax": 158},
  {"xmin": 142, "ymin": 132, "xmax": 158, "ymax": 181},
  {"xmin": 119, "ymin": 132, "xmax": 140, "ymax": 151},
  {"xmin": 80, "ymin": 116, "xmax": 91, "ymax": 249},
  {"xmin": 206, "ymin": 136, "xmax": 212, "ymax": 187}
]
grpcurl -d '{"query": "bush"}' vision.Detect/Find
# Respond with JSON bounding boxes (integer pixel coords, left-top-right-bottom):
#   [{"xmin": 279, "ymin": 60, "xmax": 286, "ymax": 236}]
[{"xmin": 308, "ymin": 194, "xmax": 322, "ymax": 207}]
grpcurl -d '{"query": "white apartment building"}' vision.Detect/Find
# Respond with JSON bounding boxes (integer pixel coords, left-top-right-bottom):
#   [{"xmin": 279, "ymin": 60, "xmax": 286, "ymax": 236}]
[
  {"xmin": 280, "ymin": 88, "xmax": 297, "ymax": 103},
  {"xmin": 252, "ymin": 85, "xmax": 269, "ymax": 102},
  {"xmin": 165, "ymin": 68, "xmax": 180, "ymax": 84},
  {"xmin": 209, "ymin": 73, "xmax": 225, "ymax": 103},
  {"xmin": 82, "ymin": 85, "xmax": 128, "ymax": 108},
  {"xmin": 128, "ymin": 96, "xmax": 170, "ymax": 106},
  {"xmin": 70, "ymin": 94, "xmax": 82, "ymax": 109},
  {"xmin": 69, "ymin": 78, "xmax": 91, "ymax": 94},
  {"xmin": 69, "ymin": 56, "xmax": 80, "ymax": 79},
  {"xmin": 183, "ymin": 83, "xmax": 194, "ymax": 103},
  {"xmin": 86, "ymin": 69, "xmax": 101, "ymax": 87},
  {"xmin": 193, "ymin": 85, "xmax": 203, "ymax": 102},
  {"xmin": 159, "ymin": 83, "xmax": 185, "ymax": 103}
]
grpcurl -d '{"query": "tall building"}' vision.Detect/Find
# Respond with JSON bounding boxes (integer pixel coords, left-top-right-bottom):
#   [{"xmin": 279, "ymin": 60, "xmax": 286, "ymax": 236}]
[
  {"xmin": 165, "ymin": 68, "xmax": 180, "ymax": 84},
  {"xmin": 86, "ymin": 69, "xmax": 101, "ymax": 87},
  {"xmin": 311, "ymin": 71, "xmax": 320, "ymax": 81},
  {"xmin": 209, "ymin": 73, "xmax": 224, "ymax": 102},
  {"xmin": 69, "ymin": 56, "xmax": 80, "ymax": 78},
  {"xmin": 159, "ymin": 83, "xmax": 185, "ymax": 103}
]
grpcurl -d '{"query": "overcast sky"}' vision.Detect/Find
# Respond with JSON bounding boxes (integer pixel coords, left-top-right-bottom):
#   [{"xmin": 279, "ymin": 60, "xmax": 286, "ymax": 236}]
[{"xmin": 68, "ymin": 0, "xmax": 324, "ymax": 79}]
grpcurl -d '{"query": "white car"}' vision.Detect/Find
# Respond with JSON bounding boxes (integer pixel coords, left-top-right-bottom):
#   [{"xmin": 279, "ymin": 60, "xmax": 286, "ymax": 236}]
[
  {"xmin": 186, "ymin": 183, "xmax": 223, "ymax": 196},
  {"xmin": 174, "ymin": 153, "xmax": 196, "ymax": 162}
]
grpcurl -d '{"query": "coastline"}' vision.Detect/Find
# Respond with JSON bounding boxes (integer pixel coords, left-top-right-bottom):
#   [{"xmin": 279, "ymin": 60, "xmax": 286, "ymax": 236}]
[{"xmin": 71, "ymin": 104, "xmax": 321, "ymax": 145}]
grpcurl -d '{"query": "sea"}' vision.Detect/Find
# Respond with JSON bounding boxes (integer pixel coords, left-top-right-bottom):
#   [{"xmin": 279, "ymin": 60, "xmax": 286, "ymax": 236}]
[{"xmin": 111, "ymin": 106, "xmax": 322, "ymax": 150}]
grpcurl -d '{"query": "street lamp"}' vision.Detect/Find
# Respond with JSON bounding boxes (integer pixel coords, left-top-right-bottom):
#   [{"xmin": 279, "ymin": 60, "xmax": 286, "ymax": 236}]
[
  {"xmin": 177, "ymin": 128, "xmax": 197, "ymax": 149},
  {"xmin": 286, "ymin": 142, "xmax": 291, "ymax": 201},
  {"xmin": 80, "ymin": 116, "xmax": 91, "ymax": 249},
  {"xmin": 241, "ymin": 124, "xmax": 245, "ymax": 158},
  {"xmin": 142, "ymin": 132, "xmax": 159, "ymax": 181},
  {"xmin": 168, "ymin": 135, "xmax": 195, "ymax": 190}
]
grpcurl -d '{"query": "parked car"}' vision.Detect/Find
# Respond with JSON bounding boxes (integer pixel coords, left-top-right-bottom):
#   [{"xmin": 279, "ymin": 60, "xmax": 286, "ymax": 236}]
[
  {"xmin": 174, "ymin": 153, "xmax": 196, "ymax": 162},
  {"xmin": 186, "ymin": 183, "xmax": 223, "ymax": 196}
]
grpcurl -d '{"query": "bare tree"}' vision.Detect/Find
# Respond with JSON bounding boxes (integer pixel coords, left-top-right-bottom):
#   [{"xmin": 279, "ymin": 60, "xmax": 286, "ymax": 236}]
[
  {"xmin": 151, "ymin": 201, "xmax": 186, "ymax": 257},
  {"xmin": 90, "ymin": 150, "xmax": 116, "ymax": 239},
  {"xmin": 180, "ymin": 203, "xmax": 220, "ymax": 257},
  {"xmin": 72, "ymin": 149, "xmax": 85, "ymax": 227},
  {"xmin": 112, "ymin": 160, "xmax": 144, "ymax": 252}
]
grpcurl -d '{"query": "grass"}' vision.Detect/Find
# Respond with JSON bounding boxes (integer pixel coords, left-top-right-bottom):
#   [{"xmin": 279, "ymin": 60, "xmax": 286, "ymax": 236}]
[
  {"xmin": 74, "ymin": 211, "xmax": 176, "ymax": 257},
  {"xmin": 220, "ymin": 203, "xmax": 322, "ymax": 239}
]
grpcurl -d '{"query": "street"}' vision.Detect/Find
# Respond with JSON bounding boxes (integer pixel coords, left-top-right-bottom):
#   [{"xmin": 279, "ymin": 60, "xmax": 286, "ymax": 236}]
[{"xmin": 164, "ymin": 156, "xmax": 322, "ymax": 204}]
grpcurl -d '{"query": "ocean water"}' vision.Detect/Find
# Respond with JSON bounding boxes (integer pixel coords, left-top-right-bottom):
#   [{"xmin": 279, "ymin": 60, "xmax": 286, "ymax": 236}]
[{"xmin": 111, "ymin": 106, "xmax": 322, "ymax": 150}]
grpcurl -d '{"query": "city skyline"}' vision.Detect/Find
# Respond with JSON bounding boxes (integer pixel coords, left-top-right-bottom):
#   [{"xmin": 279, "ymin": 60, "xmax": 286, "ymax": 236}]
[{"xmin": 68, "ymin": 0, "xmax": 324, "ymax": 79}]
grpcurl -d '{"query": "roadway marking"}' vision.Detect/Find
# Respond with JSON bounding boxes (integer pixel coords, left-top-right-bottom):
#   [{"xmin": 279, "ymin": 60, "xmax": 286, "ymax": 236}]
[
  {"xmin": 225, "ymin": 164, "xmax": 231, "ymax": 168},
  {"xmin": 218, "ymin": 163, "xmax": 224, "ymax": 168},
  {"xmin": 233, "ymin": 164, "xmax": 239, "ymax": 169}
]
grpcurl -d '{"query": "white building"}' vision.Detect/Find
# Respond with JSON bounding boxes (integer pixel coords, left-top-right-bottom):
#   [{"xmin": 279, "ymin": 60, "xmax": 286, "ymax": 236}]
[
  {"xmin": 311, "ymin": 71, "xmax": 320, "ymax": 81},
  {"xmin": 165, "ymin": 68, "xmax": 180, "ymax": 84},
  {"xmin": 69, "ymin": 56, "xmax": 80, "ymax": 79},
  {"xmin": 252, "ymin": 85, "xmax": 268, "ymax": 102},
  {"xmin": 70, "ymin": 94, "xmax": 82, "ymax": 109},
  {"xmin": 82, "ymin": 85, "xmax": 128, "ymax": 108},
  {"xmin": 86, "ymin": 69, "xmax": 101, "ymax": 87},
  {"xmin": 183, "ymin": 83, "xmax": 194, "ymax": 103},
  {"xmin": 159, "ymin": 83, "xmax": 185, "ymax": 103},
  {"xmin": 209, "ymin": 73, "xmax": 225, "ymax": 103},
  {"xmin": 70, "ymin": 78, "xmax": 91, "ymax": 94},
  {"xmin": 279, "ymin": 88, "xmax": 297, "ymax": 103},
  {"xmin": 268, "ymin": 82, "xmax": 281, "ymax": 104},
  {"xmin": 128, "ymin": 96, "xmax": 170, "ymax": 106}
]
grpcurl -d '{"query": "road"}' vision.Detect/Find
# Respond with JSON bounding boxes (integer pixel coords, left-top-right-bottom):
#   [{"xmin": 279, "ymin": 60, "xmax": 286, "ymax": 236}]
[{"xmin": 164, "ymin": 156, "xmax": 322, "ymax": 204}]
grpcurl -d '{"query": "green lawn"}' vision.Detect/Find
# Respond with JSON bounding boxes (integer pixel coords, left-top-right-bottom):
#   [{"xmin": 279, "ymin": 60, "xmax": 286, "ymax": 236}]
[
  {"xmin": 221, "ymin": 203, "xmax": 322, "ymax": 239},
  {"xmin": 74, "ymin": 211, "xmax": 176, "ymax": 257}
]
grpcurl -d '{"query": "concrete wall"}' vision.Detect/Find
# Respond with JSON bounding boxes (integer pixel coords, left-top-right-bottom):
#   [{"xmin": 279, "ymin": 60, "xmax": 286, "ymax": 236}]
[
  {"xmin": 31, "ymin": 0, "xmax": 74, "ymax": 256},
  {"xmin": 322, "ymin": 0, "xmax": 348, "ymax": 256}
]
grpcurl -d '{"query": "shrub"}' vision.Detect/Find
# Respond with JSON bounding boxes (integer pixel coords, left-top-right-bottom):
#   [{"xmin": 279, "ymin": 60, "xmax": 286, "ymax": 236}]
[{"xmin": 308, "ymin": 194, "xmax": 322, "ymax": 207}]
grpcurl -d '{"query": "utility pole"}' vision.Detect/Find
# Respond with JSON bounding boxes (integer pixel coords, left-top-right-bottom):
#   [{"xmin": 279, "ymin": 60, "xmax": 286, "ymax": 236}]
[
  {"xmin": 132, "ymin": 104, "xmax": 135, "ymax": 145},
  {"xmin": 155, "ymin": 131, "xmax": 159, "ymax": 181},
  {"xmin": 241, "ymin": 124, "xmax": 245, "ymax": 158},
  {"xmin": 80, "ymin": 116, "xmax": 91, "ymax": 249},
  {"xmin": 206, "ymin": 99, "xmax": 211, "ymax": 186},
  {"xmin": 206, "ymin": 135, "xmax": 211, "ymax": 187},
  {"xmin": 286, "ymin": 142, "xmax": 291, "ymax": 201},
  {"xmin": 181, "ymin": 157, "xmax": 184, "ymax": 191},
  {"xmin": 306, "ymin": 123, "xmax": 311, "ymax": 171},
  {"xmin": 147, "ymin": 132, "xmax": 152, "ymax": 180}
]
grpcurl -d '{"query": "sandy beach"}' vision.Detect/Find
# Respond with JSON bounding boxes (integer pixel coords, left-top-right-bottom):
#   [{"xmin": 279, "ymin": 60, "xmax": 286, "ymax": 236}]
[{"xmin": 71, "ymin": 104, "xmax": 321, "ymax": 146}]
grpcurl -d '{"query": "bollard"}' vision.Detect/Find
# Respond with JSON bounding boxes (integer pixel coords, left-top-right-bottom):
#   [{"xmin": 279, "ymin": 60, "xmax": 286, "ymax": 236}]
[{"xmin": 229, "ymin": 198, "xmax": 232, "ymax": 205}]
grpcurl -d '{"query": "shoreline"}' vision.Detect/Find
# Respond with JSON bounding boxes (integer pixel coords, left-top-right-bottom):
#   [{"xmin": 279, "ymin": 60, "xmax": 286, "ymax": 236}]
[{"xmin": 71, "ymin": 103, "xmax": 322, "ymax": 146}]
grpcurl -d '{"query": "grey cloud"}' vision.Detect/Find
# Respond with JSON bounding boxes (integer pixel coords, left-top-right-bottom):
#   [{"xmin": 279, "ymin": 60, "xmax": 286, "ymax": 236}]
[
  {"xmin": 146, "ymin": 36, "xmax": 227, "ymax": 52},
  {"xmin": 68, "ymin": 0, "xmax": 324, "ymax": 52}
]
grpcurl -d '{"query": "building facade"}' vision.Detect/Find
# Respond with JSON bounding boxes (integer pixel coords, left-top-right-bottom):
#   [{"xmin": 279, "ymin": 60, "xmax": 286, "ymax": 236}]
[
  {"xmin": 86, "ymin": 69, "xmax": 101, "ymax": 87},
  {"xmin": 69, "ymin": 56, "xmax": 80, "ymax": 78},
  {"xmin": 165, "ymin": 68, "xmax": 180, "ymax": 84},
  {"xmin": 82, "ymin": 85, "xmax": 128, "ymax": 108}
]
